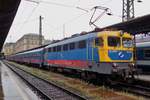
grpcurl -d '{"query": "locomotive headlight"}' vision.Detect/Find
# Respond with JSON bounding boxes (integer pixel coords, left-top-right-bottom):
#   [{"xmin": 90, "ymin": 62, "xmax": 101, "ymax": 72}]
[
  {"xmin": 120, "ymin": 31, "xmax": 124, "ymax": 36},
  {"xmin": 112, "ymin": 63, "xmax": 118, "ymax": 68},
  {"xmin": 128, "ymin": 63, "xmax": 135, "ymax": 67},
  {"xmin": 132, "ymin": 63, "xmax": 135, "ymax": 66}
]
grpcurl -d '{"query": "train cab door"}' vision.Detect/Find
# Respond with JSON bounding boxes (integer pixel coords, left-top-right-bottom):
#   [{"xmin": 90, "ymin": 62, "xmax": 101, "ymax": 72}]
[
  {"xmin": 86, "ymin": 38, "xmax": 94, "ymax": 61},
  {"xmin": 86, "ymin": 37, "xmax": 104, "ymax": 63},
  {"xmin": 94, "ymin": 36, "xmax": 105, "ymax": 62}
]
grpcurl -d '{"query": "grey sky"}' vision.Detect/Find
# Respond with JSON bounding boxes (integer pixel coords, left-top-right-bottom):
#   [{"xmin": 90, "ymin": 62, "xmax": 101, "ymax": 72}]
[{"xmin": 5, "ymin": 0, "xmax": 150, "ymax": 43}]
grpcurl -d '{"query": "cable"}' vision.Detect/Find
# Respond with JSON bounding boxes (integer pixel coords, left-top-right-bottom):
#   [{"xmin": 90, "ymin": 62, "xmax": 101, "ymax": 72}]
[
  {"xmin": 13, "ymin": 17, "xmax": 39, "ymax": 26},
  {"xmin": 16, "ymin": 3, "xmax": 40, "ymax": 34},
  {"xmin": 44, "ymin": 11, "xmax": 90, "ymax": 38},
  {"xmin": 35, "ymin": 0, "xmax": 75, "ymax": 8},
  {"xmin": 101, "ymin": 0, "xmax": 113, "ymax": 5}
]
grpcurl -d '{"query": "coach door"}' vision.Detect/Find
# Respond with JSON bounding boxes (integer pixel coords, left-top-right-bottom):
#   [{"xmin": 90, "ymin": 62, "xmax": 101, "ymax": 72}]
[{"xmin": 43, "ymin": 48, "xmax": 48, "ymax": 65}]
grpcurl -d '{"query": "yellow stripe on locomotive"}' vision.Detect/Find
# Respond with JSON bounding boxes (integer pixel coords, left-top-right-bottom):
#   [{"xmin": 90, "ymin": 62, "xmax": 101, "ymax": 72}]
[{"xmin": 95, "ymin": 31, "xmax": 134, "ymax": 62}]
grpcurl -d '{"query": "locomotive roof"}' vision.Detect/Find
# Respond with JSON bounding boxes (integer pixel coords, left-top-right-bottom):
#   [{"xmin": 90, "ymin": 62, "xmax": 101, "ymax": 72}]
[
  {"xmin": 45, "ymin": 30, "xmax": 129, "ymax": 48},
  {"xmin": 45, "ymin": 32, "xmax": 97, "ymax": 48}
]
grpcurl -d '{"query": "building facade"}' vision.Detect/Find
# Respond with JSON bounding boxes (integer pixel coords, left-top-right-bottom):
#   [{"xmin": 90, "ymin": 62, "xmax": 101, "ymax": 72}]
[
  {"xmin": 14, "ymin": 33, "xmax": 45, "ymax": 53},
  {"xmin": 2, "ymin": 43, "xmax": 15, "ymax": 55},
  {"xmin": 3, "ymin": 33, "xmax": 48, "ymax": 55}
]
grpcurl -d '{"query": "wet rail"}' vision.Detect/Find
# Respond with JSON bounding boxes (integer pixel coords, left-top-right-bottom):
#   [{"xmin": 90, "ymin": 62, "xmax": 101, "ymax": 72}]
[
  {"xmin": 109, "ymin": 81, "xmax": 150, "ymax": 98},
  {"xmin": 3, "ymin": 61, "xmax": 87, "ymax": 100}
]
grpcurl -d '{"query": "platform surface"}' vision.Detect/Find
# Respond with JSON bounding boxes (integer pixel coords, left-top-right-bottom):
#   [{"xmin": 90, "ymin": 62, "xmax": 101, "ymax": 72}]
[{"xmin": 0, "ymin": 61, "xmax": 40, "ymax": 100}]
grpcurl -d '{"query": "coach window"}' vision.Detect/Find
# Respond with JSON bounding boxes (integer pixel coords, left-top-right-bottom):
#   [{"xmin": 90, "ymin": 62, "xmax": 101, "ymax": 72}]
[
  {"xmin": 63, "ymin": 44, "xmax": 68, "ymax": 51},
  {"xmin": 57, "ymin": 45, "xmax": 61, "ymax": 52},
  {"xmin": 144, "ymin": 49, "xmax": 150, "ymax": 58},
  {"xmin": 78, "ymin": 40, "xmax": 86, "ymax": 48},
  {"xmin": 95, "ymin": 37, "xmax": 103, "ymax": 46},
  {"xmin": 69, "ymin": 43, "xmax": 75, "ymax": 50}
]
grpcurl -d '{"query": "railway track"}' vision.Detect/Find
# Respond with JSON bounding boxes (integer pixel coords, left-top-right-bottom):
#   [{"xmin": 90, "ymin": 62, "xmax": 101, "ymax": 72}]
[
  {"xmin": 3, "ymin": 61, "xmax": 150, "ymax": 99},
  {"xmin": 3, "ymin": 61, "xmax": 87, "ymax": 100},
  {"xmin": 109, "ymin": 81, "xmax": 150, "ymax": 98}
]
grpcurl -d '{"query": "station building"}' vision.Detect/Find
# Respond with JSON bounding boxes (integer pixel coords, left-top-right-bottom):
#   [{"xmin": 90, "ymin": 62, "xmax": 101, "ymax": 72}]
[{"xmin": 3, "ymin": 33, "xmax": 51, "ymax": 55}]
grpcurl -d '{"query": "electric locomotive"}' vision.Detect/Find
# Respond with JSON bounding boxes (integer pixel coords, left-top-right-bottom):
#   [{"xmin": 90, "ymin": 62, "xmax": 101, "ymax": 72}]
[
  {"xmin": 44, "ymin": 30, "xmax": 135, "ymax": 78},
  {"xmin": 6, "ymin": 30, "xmax": 135, "ymax": 79}
]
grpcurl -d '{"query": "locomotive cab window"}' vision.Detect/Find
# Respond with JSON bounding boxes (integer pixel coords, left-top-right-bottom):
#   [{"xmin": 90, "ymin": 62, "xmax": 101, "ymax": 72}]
[
  {"xmin": 122, "ymin": 38, "xmax": 133, "ymax": 48},
  {"xmin": 95, "ymin": 37, "xmax": 103, "ymax": 46},
  {"xmin": 108, "ymin": 36, "xmax": 120, "ymax": 47}
]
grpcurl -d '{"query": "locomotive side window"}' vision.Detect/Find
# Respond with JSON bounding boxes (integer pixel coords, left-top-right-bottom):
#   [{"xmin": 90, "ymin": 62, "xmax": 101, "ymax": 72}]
[
  {"xmin": 78, "ymin": 40, "xmax": 86, "ymax": 48},
  {"xmin": 57, "ymin": 45, "xmax": 61, "ymax": 52},
  {"xmin": 53, "ymin": 47, "xmax": 57, "ymax": 52},
  {"xmin": 144, "ymin": 49, "xmax": 150, "ymax": 58},
  {"xmin": 95, "ymin": 37, "xmax": 103, "ymax": 46},
  {"xmin": 108, "ymin": 37, "xmax": 120, "ymax": 47},
  {"xmin": 63, "ymin": 44, "xmax": 68, "ymax": 51},
  {"xmin": 69, "ymin": 43, "xmax": 75, "ymax": 50},
  {"xmin": 48, "ymin": 48, "xmax": 52, "ymax": 52}
]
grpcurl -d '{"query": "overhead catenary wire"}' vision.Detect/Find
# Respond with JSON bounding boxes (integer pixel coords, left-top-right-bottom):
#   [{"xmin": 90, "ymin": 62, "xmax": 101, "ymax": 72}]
[
  {"xmin": 14, "ymin": 0, "xmax": 91, "ymax": 42},
  {"xmin": 101, "ymin": 0, "xmax": 113, "ymax": 5},
  {"xmin": 12, "ymin": 17, "xmax": 39, "ymax": 26},
  {"xmin": 25, "ymin": 0, "xmax": 90, "ymax": 13},
  {"xmin": 14, "ymin": 0, "xmax": 116, "ymax": 41},
  {"xmin": 25, "ymin": 0, "xmax": 76, "ymax": 8},
  {"xmin": 16, "ymin": 3, "xmax": 40, "ymax": 34},
  {"xmin": 43, "ymin": 11, "xmax": 90, "ymax": 40},
  {"xmin": 44, "ymin": 11, "xmax": 90, "ymax": 33},
  {"xmin": 23, "ymin": 0, "xmax": 114, "ymax": 30}
]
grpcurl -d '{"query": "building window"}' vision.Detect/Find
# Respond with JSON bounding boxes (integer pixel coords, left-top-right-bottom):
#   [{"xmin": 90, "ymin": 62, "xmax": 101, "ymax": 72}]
[
  {"xmin": 63, "ymin": 44, "xmax": 68, "ymax": 51},
  {"xmin": 69, "ymin": 43, "xmax": 75, "ymax": 50},
  {"xmin": 78, "ymin": 40, "xmax": 86, "ymax": 48}
]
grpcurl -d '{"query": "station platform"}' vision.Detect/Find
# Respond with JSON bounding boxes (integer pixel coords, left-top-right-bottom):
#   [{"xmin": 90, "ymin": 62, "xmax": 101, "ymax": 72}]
[{"xmin": 0, "ymin": 61, "xmax": 40, "ymax": 100}]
